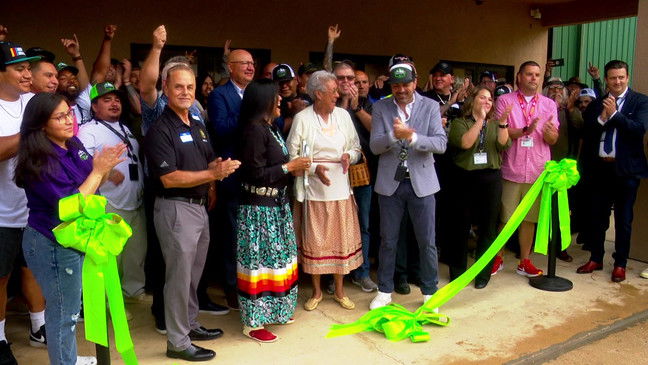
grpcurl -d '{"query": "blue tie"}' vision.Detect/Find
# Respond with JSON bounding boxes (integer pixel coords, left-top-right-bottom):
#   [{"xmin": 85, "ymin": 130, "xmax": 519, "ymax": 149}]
[{"xmin": 603, "ymin": 97, "xmax": 623, "ymax": 154}]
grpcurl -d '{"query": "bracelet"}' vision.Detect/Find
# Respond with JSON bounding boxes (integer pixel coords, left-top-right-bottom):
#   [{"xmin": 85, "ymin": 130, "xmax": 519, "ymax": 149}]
[
  {"xmin": 72, "ymin": 55, "xmax": 83, "ymax": 62},
  {"xmin": 498, "ymin": 123, "xmax": 509, "ymax": 129},
  {"xmin": 281, "ymin": 164, "xmax": 289, "ymax": 174}
]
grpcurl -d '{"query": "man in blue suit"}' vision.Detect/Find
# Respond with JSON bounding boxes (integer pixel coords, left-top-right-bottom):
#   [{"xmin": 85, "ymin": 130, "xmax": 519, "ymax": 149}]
[
  {"xmin": 576, "ymin": 60, "xmax": 648, "ymax": 283},
  {"xmin": 369, "ymin": 63, "xmax": 447, "ymax": 309},
  {"xmin": 207, "ymin": 49, "xmax": 255, "ymax": 308}
]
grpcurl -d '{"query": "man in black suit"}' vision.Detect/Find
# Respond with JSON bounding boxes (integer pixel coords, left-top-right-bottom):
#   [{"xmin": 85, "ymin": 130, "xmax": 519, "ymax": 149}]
[{"xmin": 576, "ymin": 60, "xmax": 648, "ymax": 283}]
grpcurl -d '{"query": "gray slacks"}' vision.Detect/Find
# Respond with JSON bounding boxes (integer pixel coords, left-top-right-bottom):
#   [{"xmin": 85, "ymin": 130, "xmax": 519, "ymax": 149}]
[
  {"xmin": 153, "ymin": 197, "xmax": 210, "ymax": 351},
  {"xmin": 377, "ymin": 180, "xmax": 439, "ymax": 295}
]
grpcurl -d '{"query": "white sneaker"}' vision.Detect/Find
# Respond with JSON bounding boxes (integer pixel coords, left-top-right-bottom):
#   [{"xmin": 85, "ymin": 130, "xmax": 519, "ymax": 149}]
[
  {"xmin": 423, "ymin": 295, "xmax": 432, "ymax": 305},
  {"xmin": 641, "ymin": 268, "xmax": 648, "ymax": 279},
  {"xmin": 76, "ymin": 356, "xmax": 97, "ymax": 365},
  {"xmin": 369, "ymin": 291, "xmax": 392, "ymax": 310}
]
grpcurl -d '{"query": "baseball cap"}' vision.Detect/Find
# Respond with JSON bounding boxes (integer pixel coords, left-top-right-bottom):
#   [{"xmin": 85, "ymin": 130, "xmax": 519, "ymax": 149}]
[
  {"xmin": 272, "ymin": 64, "xmax": 296, "ymax": 82},
  {"xmin": 388, "ymin": 54, "xmax": 414, "ymax": 68},
  {"xmin": 90, "ymin": 82, "xmax": 118, "ymax": 101},
  {"xmin": 26, "ymin": 47, "xmax": 55, "ymax": 63},
  {"xmin": 0, "ymin": 42, "xmax": 41, "ymax": 66},
  {"xmin": 430, "ymin": 62, "xmax": 453, "ymax": 75},
  {"xmin": 480, "ymin": 71, "xmax": 496, "ymax": 81},
  {"xmin": 579, "ymin": 88, "xmax": 597, "ymax": 99},
  {"xmin": 389, "ymin": 64, "xmax": 415, "ymax": 84},
  {"xmin": 494, "ymin": 85, "xmax": 512, "ymax": 97},
  {"xmin": 56, "ymin": 62, "xmax": 79, "ymax": 75},
  {"xmin": 298, "ymin": 63, "xmax": 320, "ymax": 76}
]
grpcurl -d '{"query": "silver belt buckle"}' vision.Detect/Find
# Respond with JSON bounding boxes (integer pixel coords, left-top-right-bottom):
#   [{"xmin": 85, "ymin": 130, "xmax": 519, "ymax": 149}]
[
  {"xmin": 256, "ymin": 187, "xmax": 267, "ymax": 195},
  {"xmin": 269, "ymin": 188, "xmax": 277, "ymax": 197}
]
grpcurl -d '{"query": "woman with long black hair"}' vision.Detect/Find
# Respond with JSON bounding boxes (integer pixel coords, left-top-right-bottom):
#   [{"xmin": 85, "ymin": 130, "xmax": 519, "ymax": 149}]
[
  {"xmin": 15, "ymin": 92, "xmax": 125, "ymax": 365},
  {"xmin": 236, "ymin": 79, "xmax": 310, "ymax": 342}
]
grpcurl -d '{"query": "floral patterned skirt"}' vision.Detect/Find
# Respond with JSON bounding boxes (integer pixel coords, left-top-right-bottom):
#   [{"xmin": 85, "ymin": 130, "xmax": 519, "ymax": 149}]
[{"xmin": 236, "ymin": 203, "xmax": 298, "ymax": 328}]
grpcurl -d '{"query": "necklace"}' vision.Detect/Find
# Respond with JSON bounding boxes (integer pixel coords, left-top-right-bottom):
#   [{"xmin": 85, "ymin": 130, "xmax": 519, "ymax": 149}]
[
  {"xmin": 0, "ymin": 96, "xmax": 23, "ymax": 119},
  {"xmin": 316, "ymin": 113, "xmax": 336, "ymax": 136},
  {"xmin": 268, "ymin": 125, "xmax": 288, "ymax": 156},
  {"xmin": 435, "ymin": 92, "xmax": 450, "ymax": 105}
]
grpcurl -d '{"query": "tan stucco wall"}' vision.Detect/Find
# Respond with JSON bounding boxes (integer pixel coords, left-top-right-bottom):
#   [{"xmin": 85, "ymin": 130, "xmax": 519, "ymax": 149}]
[{"xmin": 3, "ymin": 0, "xmax": 548, "ymax": 81}]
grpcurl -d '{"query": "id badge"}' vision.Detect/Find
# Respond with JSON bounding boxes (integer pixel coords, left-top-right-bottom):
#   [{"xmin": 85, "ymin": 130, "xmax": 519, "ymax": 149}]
[
  {"xmin": 473, "ymin": 152, "xmax": 487, "ymax": 165},
  {"xmin": 180, "ymin": 132, "xmax": 193, "ymax": 143},
  {"xmin": 129, "ymin": 163, "xmax": 139, "ymax": 181},
  {"xmin": 521, "ymin": 136, "xmax": 534, "ymax": 148},
  {"xmin": 394, "ymin": 164, "xmax": 408, "ymax": 182}
]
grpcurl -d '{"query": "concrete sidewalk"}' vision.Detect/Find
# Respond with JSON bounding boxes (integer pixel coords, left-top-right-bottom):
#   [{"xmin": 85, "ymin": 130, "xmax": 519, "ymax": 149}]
[{"xmin": 8, "ymin": 238, "xmax": 648, "ymax": 364}]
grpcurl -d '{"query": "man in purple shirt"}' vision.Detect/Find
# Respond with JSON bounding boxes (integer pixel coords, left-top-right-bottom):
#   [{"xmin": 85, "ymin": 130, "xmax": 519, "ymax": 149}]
[{"xmin": 492, "ymin": 61, "xmax": 559, "ymax": 278}]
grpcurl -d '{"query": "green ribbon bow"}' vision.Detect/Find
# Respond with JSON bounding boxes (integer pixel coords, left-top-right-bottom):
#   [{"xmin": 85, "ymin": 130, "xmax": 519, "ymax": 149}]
[
  {"xmin": 327, "ymin": 158, "xmax": 580, "ymax": 342},
  {"xmin": 52, "ymin": 193, "xmax": 138, "ymax": 365}
]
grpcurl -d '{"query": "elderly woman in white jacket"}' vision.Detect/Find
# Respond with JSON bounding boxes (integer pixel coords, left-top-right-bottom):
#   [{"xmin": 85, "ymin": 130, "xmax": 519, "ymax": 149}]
[{"xmin": 287, "ymin": 70, "xmax": 363, "ymax": 311}]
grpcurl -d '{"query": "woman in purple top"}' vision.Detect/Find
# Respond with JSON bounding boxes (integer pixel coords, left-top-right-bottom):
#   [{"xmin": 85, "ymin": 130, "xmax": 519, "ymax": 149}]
[{"xmin": 14, "ymin": 93, "xmax": 125, "ymax": 365}]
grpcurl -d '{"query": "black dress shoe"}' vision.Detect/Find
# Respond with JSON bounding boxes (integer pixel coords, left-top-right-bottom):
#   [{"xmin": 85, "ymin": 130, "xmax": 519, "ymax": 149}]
[
  {"xmin": 189, "ymin": 326, "xmax": 224, "ymax": 341},
  {"xmin": 474, "ymin": 278, "xmax": 489, "ymax": 289},
  {"xmin": 167, "ymin": 343, "xmax": 215, "ymax": 362},
  {"xmin": 199, "ymin": 301, "xmax": 230, "ymax": 315},
  {"xmin": 394, "ymin": 280, "xmax": 411, "ymax": 295}
]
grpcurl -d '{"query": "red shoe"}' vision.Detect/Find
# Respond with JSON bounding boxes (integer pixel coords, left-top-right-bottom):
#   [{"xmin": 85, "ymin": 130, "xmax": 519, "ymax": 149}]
[
  {"xmin": 611, "ymin": 266, "xmax": 626, "ymax": 283},
  {"xmin": 576, "ymin": 261, "xmax": 603, "ymax": 274},
  {"xmin": 243, "ymin": 327, "xmax": 277, "ymax": 343},
  {"xmin": 491, "ymin": 256, "xmax": 504, "ymax": 276},
  {"xmin": 516, "ymin": 259, "xmax": 543, "ymax": 277}
]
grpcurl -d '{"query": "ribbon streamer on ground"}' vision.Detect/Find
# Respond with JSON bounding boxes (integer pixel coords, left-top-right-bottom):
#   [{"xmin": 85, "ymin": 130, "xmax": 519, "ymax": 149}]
[
  {"xmin": 327, "ymin": 158, "xmax": 580, "ymax": 342},
  {"xmin": 52, "ymin": 193, "xmax": 138, "ymax": 364}
]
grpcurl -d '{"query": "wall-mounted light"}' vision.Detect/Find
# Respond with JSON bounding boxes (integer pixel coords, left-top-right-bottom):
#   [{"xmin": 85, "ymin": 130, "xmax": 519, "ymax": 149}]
[{"xmin": 530, "ymin": 8, "xmax": 542, "ymax": 20}]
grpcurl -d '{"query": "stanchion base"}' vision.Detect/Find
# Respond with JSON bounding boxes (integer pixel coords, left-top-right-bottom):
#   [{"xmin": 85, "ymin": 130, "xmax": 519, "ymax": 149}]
[{"xmin": 528, "ymin": 275, "xmax": 573, "ymax": 292}]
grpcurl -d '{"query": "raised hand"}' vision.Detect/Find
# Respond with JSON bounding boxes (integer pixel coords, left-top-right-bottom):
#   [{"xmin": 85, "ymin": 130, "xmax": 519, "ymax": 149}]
[
  {"xmin": 152, "ymin": 25, "xmax": 167, "ymax": 50},
  {"xmin": 104, "ymin": 24, "xmax": 117, "ymax": 40},
  {"xmin": 542, "ymin": 116, "xmax": 558, "ymax": 141},
  {"xmin": 223, "ymin": 39, "xmax": 231, "ymax": 57},
  {"xmin": 208, "ymin": 157, "xmax": 241, "ymax": 181},
  {"xmin": 61, "ymin": 34, "xmax": 81, "ymax": 58},
  {"xmin": 393, "ymin": 117, "xmax": 414, "ymax": 140},
  {"xmin": 600, "ymin": 95, "xmax": 617, "ymax": 121},
  {"xmin": 93, "ymin": 143, "xmax": 127, "ymax": 175},
  {"xmin": 328, "ymin": 24, "xmax": 341, "ymax": 42},
  {"xmin": 0, "ymin": 25, "xmax": 8, "ymax": 42},
  {"xmin": 587, "ymin": 62, "xmax": 600, "ymax": 80}
]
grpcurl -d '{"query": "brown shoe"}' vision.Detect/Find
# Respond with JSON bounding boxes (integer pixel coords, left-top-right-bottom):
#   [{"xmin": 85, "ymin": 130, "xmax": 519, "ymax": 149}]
[
  {"xmin": 576, "ymin": 261, "xmax": 603, "ymax": 274},
  {"xmin": 611, "ymin": 266, "xmax": 626, "ymax": 283},
  {"xmin": 557, "ymin": 250, "xmax": 573, "ymax": 262}
]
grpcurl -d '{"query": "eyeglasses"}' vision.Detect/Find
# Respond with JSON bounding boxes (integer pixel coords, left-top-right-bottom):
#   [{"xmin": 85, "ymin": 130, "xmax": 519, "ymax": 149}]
[
  {"xmin": 336, "ymin": 75, "xmax": 355, "ymax": 81},
  {"xmin": 229, "ymin": 61, "xmax": 256, "ymax": 67},
  {"xmin": 50, "ymin": 109, "xmax": 74, "ymax": 124}
]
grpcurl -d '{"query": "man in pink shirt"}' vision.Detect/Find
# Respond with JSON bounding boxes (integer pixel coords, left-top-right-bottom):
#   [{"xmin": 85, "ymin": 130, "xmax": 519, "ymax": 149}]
[{"xmin": 492, "ymin": 61, "xmax": 559, "ymax": 277}]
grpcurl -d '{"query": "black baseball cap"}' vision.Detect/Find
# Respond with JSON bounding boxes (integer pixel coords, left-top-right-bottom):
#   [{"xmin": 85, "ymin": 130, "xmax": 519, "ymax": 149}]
[
  {"xmin": 0, "ymin": 42, "xmax": 41, "ymax": 66},
  {"xmin": 90, "ymin": 82, "xmax": 119, "ymax": 101},
  {"xmin": 389, "ymin": 64, "xmax": 415, "ymax": 84},
  {"xmin": 272, "ymin": 64, "xmax": 296, "ymax": 82},
  {"xmin": 494, "ymin": 85, "xmax": 512, "ymax": 97},
  {"xmin": 26, "ymin": 47, "xmax": 55, "ymax": 63},
  {"xmin": 430, "ymin": 62, "xmax": 453, "ymax": 75},
  {"xmin": 480, "ymin": 71, "xmax": 496, "ymax": 81}
]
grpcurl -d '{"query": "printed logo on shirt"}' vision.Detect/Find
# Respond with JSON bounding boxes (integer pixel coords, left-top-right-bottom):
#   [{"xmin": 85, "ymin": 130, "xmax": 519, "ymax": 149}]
[
  {"xmin": 160, "ymin": 161, "xmax": 169, "ymax": 168},
  {"xmin": 78, "ymin": 150, "xmax": 89, "ymax": 160}
]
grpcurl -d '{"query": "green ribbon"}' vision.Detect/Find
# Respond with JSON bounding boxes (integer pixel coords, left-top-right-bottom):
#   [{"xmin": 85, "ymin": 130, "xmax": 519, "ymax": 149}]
[
  {"xmin": 327, "ymin": 158, "xmax": 580, "ymax": 342},
  {"xmin": 52, "ymin": 194, "xmax": 138, "ymax": 364}
]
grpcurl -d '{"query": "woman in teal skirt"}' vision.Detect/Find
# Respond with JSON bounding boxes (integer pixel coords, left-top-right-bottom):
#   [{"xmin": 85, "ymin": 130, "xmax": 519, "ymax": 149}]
[{"xmin": 236, "ymin": 79, "xmax": 310, "ymax": 342}]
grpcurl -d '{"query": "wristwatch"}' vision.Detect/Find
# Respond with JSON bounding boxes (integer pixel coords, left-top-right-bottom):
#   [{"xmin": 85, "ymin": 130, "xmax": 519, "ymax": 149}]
[
  {"xmin": 522, "ymin": 126, "xmax": 529, "ymax": 134},
  {"xmin": 498, "ymin": 123, "xmax": 509, "ymax": 129},
  {"xmin": 353, "ymin": 104, "xmax": 363, "ymax": 113}
]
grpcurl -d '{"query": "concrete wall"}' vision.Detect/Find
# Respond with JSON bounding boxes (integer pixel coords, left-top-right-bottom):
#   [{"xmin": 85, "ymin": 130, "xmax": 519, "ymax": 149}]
[{"xmin": 2, "ymin": 0, "xmax": 549, "ymax": 81}]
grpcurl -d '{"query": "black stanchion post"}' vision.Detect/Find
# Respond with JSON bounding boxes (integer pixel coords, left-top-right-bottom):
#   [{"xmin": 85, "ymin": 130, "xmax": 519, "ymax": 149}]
[
  {"xmin": 529, "ymin": 193, "xmax": 573, "ymax": 291},
  {"xmin": 96, "ymin": 315, "xmax": 111, "ymax": 365}
]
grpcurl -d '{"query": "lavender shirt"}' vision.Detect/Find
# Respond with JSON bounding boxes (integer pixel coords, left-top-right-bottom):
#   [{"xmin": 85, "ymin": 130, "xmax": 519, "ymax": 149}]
[{"xmin": 25, "ymin": 137, "xmax": 93, "ymax": 242}]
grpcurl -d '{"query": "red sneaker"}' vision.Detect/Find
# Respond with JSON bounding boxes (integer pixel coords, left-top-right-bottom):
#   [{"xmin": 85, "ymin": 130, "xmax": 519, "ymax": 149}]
[
  {"xmin": 516, "ymin": 259, "xmax": 543, "ymax": 277},
  {"xmin": 244, "ymin": 327, "xmax": 277, "ymax": 343},
  {"xmin": 491, "ymin": 256, "xmax": 504, "ymax": 276}
]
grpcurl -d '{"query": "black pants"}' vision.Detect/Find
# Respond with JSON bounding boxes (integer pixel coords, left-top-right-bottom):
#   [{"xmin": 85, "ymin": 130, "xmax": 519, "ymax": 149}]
[
  {"xmin": 582, "ymin": 161, "xmax": 640, "ymax": 267},
  {"xmin": 447, "ymin": 168, "xmax": 502, "ymax": 282}
]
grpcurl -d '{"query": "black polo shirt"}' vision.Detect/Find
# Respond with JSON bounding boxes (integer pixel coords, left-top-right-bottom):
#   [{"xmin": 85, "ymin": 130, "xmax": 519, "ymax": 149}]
[{"xmin": 144, "ymin": 106, "xmax": 215, "ymax": 199}]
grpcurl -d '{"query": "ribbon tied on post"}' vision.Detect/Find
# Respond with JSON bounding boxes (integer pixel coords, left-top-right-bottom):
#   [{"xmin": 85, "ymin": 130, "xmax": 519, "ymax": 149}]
[
  {"xmin": 327, "ymin": 158, "xmax": 580, "ymax": 343},
  {"xmin": 52, "ymin": 193, "xmax": 138, "ymax": 364}
]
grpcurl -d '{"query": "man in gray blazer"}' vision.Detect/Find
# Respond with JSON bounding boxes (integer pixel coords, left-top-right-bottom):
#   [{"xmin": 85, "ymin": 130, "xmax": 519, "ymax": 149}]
[{"xmin": 369, "ymin": 63, "xmax": 447, "ymax": 309}]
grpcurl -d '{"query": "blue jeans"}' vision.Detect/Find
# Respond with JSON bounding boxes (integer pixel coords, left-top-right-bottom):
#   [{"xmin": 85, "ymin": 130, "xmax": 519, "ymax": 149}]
[
  {"xmin": 22, "ymin": 226, "xmax": 83, "ymax": 365},
  {"xmin": 352, "ymin": 184, "xmax": 372, "ymax": 279}
]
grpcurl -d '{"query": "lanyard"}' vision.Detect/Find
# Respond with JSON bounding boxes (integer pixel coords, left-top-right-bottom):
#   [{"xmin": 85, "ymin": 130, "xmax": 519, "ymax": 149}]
[
  {"xmin": 476, "ymin": 119, "xmax": 487, "ymax": 152},
  {"xmin": 96, "ymin": 120, "xmax": 138, "ymax": 163},
  {"xmin": 516, "ymin": 91, "xmax": 538, "ymax": 126}
]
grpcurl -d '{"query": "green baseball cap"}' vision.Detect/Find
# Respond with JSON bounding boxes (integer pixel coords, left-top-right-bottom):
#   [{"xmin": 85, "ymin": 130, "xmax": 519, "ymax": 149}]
[{"xmin": 90, "ymin": 82, "xmax": 118, "ymax": 101}]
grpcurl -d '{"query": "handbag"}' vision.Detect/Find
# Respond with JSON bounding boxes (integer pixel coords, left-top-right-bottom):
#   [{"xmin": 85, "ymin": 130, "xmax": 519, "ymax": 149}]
[{"xmin": 348, "ymin": 152, "xmax": 371, "ymax": 187}]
